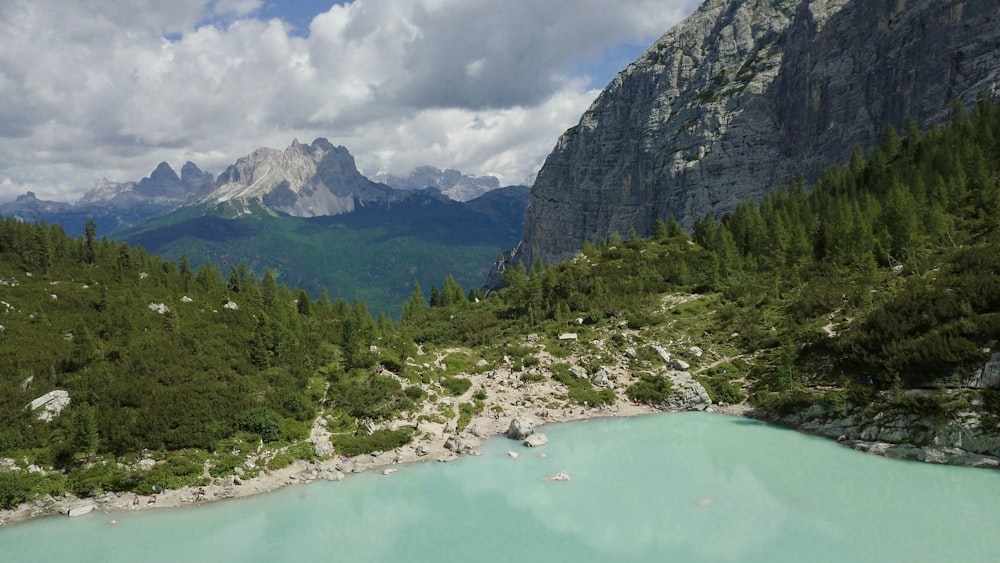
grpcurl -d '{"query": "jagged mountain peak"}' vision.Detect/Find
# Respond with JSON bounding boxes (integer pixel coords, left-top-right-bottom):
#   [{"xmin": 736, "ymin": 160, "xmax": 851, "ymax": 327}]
[{"xmin": 205, "ymin": 137, "xmax": 389, "ymax": 217}]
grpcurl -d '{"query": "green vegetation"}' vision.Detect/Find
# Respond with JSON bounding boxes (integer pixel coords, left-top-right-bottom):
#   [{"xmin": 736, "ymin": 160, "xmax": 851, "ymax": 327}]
[
  {"xmin": 402, "ymin": 96, "xmax": 1000, "ymax": 420},
  {"xmin": 3, "ymin": 97, "xmax": 1000, "ymax": 509},
  {"xmin": 328, "ymin": 428, "xmax": 414, "ymax": 457},
  {"xmin": 119, "ymin": 191, "xmax": 525, "ymax": 316},
  {"xmin": 626, "ymin": 374, "xmax": 675, "ymax": 405}
]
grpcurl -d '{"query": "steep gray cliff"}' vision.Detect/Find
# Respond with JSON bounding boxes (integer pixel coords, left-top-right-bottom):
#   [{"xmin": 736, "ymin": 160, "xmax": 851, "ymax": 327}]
[{"xmin": 495, "ymin": 0, "xmax": 1000, "ymax": 277}]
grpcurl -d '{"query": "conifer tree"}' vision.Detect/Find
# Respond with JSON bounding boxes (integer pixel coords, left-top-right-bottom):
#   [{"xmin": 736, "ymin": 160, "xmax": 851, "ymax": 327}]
[
  {"xmin": 72, "ymin": 403, "xmax": 100, "ymax": 460},
  {"xmin": 653, "ymin": 218, "xmax": 669, "ymax": 241},
  {"xmin": 84, "ymin": 219, "xmax": 97, "ymax": 265}
]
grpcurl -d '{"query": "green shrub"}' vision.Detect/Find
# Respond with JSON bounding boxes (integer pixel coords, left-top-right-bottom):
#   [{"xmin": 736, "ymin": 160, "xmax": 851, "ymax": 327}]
[
  {"xmin": 137, "ymin": 452, "xmax": 206, "ymax": 492},
  {"xmin": 67, "ymin": 461, "xmax": 139, "ymax": 496},
  {"xmin": 441, "ymin": 377, "xmax": 472, "ymax": 396},
  {"xmin": 0, "ymin": 471, "xmax": 65, "ymax": 509},
  {"xmin": 698, "ymin": 378, "xmax": 745, "ymax": 404},
  {"xmin": 627, "ymin": 375, "xmax": 675, "ymax": 405},
  {"xmin": 239, "ymin": 408, "xmax": 285, "ymax": 443},
  {"xmin": 329, "ymin": 428, "xmax": 414, "ymax": 456},
  {"xmin": 208, "ymin": 453, "xmax": 243, "ymax": 477},
  {"xmin": 550, "ymin": 364, "xmax": 615, "ymax": 405}
]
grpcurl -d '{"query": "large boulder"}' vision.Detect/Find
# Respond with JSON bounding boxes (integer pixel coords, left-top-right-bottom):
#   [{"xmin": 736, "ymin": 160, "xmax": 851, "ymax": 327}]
[
  {"xmin": 444, "ymin": 436, "xmax": 467, "ymax": 453},
  {"xmin": 659, "ymin": 371, "xmax": 712, "ymax": 411},
  {"xmin": 506, "ymin": 417, "xmax": 535, "ymax": 440}
]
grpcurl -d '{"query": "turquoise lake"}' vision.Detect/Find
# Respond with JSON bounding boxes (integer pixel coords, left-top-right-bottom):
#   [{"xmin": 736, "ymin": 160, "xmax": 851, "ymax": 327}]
[{"xmin": 3, "ymin": 412, "xmax": 999, "ymax": 562}]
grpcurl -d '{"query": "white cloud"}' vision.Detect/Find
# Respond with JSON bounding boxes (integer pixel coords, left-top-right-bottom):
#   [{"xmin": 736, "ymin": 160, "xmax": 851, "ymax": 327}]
[{"xmin": 0, "ymin": 0, "xmax": 700, "ymax": 203}]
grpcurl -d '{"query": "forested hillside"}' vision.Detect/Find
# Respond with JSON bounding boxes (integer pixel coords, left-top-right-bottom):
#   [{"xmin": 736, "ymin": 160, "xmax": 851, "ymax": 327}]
[{"xmin": 2, "ymin": 97, "xmax": 999, "ymax": 510}]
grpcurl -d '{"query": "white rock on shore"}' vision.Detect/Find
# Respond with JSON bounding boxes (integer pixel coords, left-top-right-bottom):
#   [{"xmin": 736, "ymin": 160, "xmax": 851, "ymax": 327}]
[{"xmin": 524, "ymin": 434, "xmax": 548, "ymax": 447}]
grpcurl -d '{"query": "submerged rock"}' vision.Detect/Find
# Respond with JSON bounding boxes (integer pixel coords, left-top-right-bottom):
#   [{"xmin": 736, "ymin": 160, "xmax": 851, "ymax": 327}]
[{"xmin": 546, "ymin": 471, "xmax": 570, "ymax": 482}]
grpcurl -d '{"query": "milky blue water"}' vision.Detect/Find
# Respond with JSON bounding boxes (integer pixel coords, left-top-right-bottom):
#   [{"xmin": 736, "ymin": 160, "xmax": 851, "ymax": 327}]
[{"xmin": 3, "ymin": 412, "xmax": 999, "ymax": 562}]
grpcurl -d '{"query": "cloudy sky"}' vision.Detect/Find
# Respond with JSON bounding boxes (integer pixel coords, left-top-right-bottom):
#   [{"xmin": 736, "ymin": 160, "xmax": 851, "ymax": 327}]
[{"xmin": 0, "ymin": 0, "xmax": 700, "ymax": 204}]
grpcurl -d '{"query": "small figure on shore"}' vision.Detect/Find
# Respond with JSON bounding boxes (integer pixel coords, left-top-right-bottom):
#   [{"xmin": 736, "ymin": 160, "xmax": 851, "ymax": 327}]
[{"xmin": 132, "ymin": 496, "xmax": 139, "ymax": 507}]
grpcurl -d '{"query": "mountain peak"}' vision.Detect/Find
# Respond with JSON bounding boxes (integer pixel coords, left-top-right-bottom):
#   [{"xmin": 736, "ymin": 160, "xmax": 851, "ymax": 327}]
[{"xmin": 205, "ymin": 138, "xmax": 390, "ymax": 217}]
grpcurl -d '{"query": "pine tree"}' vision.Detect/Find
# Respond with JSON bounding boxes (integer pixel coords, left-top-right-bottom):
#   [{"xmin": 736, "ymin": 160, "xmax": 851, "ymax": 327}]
[
  {"xmin": 653, "ymin": 218, "xmax": 669, "ymax": 241},
  {"xmin": 296, "ymin": 290, "xmax": 312, "ymax": 316},
  {"xmin": 667, "ymin": 216, "xmax": 685, "ymax": 239},
  {"xmin": 227, "ymin": 266, "xmax": 241, "ymax": 294},
  {"xmin": 84, "ymin": 220, "xmax": 97, "ymax": 265},
  {"xmin": 402, "ymin": 282, "xmax": 427, "ymax": 322},
  {"xmin": 442, "ymin": 275, "xmax": 465, "ymax": 306},
  {"xmin": 72, "ymin": 403, "xmax": 100, "ymax": 460}
]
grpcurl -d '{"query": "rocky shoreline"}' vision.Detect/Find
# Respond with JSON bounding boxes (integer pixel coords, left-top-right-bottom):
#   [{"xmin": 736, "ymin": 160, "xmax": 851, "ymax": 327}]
[
  {"xmin": 0, "ymin": 360, "xmax": 682, "ymax": 528},
  {"xmin": 762, "ymin": 397, "xmax": 1000, "ymax": 470},
  {"xmin": 4, "ymin": 354, "xmax": 997, "ymax": 528}
]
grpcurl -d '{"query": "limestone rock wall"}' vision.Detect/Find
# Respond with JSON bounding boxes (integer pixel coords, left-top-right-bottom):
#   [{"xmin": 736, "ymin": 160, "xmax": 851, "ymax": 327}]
[{"xmin": 495, "ymin": 0, "xmax": 1000, "ymax": 276}]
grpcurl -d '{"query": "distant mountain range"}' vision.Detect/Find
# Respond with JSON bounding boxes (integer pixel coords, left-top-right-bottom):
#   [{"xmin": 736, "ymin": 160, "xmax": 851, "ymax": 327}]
[
  {"xmin": 0, "ymin": 140, "xmax": 527, "ymax": 314},
  {"xmin": 373, "ymin": 166, "xmax": 501, "ymax": 202}
]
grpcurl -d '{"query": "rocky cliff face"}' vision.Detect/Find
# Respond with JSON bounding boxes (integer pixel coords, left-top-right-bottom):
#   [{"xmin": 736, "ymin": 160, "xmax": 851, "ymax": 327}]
[
  {"xmin": 207, "ymin": 138, "xmax": 391, "ymax": 217},
  {"xmin": 496, "ymin": 0, "xmax": 1000, "ymax": 275}
]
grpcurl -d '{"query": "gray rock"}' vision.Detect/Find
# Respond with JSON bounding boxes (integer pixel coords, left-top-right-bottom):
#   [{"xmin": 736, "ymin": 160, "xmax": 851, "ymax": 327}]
[
  {"xmin": 415, "ymin": 445, "xmax": 430, "ymax": 457},
  {"xmin": 651, "ymin": 345, "xmax": 671, "ymax": 364},
  {"xmin": 313, "ymin": 441, "xmax": 333, "ymax": 458},
  {"xmin": 27, "ymin": 390, "xmax": 70, "ymax": 422},
  {"xmin": 659, "ymin": 371, "xmax": 712, "ymax": 412},
  {"xmin": 591, "ymin": 370, "xmax": 610, "ymax": 388},
  {"xmin": 444, "ymin": 436, "xmax": 466, "ymax": 453},
  {"xmin": 670, "ymin": 358, "xmax": 691, "ymax": 371},
  {"xmin": 687, "ymin": 346, "xmax": 703, "ymax": 358},
  {"xmin": 569, "ymin": 365, "xmax": 589, "ymax": 379},
  {"xmin": 965, "ymin": 352, "xmax": 1000, "ymax": 389},
  {"xmin": 546, "ymin": 471, "xmax": 571, "ymax": 482},
  {"xmin": 507, "ymin": 417, "xmax": 536, "ymax": 440}
]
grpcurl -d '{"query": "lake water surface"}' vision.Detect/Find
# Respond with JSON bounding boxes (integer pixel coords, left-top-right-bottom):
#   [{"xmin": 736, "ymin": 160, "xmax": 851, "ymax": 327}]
[{"xmin": 3, "ymin": 412, "xmax": 998, "ymax": 562}]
